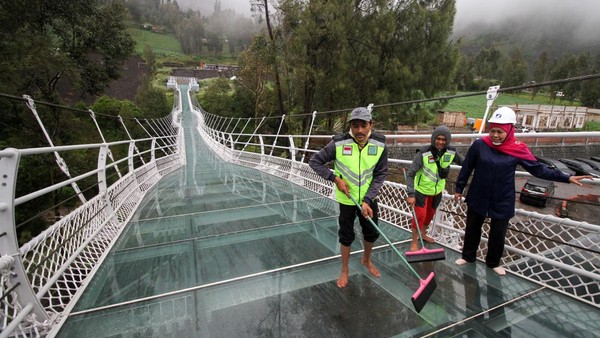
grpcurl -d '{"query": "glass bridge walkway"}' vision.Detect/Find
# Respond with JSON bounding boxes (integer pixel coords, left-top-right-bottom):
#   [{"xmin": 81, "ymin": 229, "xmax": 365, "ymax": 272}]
[{"xmin": 54, "ymin": 87, "xmax": 600, "ymax": 338}]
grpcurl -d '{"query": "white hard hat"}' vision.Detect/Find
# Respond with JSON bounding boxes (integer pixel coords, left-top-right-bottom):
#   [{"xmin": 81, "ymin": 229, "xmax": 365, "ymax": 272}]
[{"xmin": 488, "ymin": 107, "xmax": 516, "ymax": 125}]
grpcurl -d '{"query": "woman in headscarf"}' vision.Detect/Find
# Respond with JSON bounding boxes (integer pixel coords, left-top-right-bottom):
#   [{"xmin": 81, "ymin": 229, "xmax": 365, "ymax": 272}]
[{"xmin": 454, "ymin": 107, "xmax": 592, "ymax": 275}]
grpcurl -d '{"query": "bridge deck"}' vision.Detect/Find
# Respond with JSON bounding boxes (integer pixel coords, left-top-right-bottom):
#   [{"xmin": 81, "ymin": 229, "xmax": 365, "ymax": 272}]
[{"xmin": 54, "ymin": 90, "xmax": 599, "ymax": 338}]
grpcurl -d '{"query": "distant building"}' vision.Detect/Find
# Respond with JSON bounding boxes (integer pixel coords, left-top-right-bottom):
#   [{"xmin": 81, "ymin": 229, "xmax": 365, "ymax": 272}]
[
  {"xmin": 585, "ymin": 108, "xmax": 600, "ymax": 122},
  {"xmin": 435, "ymin": 111, "xmax": 466, "ymax": 128},
  {"xmin": 508, "ymin": 104, "xmax": 594, "ymax": 131}
]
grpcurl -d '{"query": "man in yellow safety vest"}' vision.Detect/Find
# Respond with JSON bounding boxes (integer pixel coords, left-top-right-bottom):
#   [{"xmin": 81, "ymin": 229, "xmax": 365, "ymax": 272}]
[{"xmin": 309, "ymin": 107, "xmax": 388, "ymax": 288}]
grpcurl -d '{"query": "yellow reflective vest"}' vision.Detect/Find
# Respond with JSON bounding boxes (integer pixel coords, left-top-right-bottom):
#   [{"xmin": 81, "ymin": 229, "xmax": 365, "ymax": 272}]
[
  {"xmin": 334, "ymin": 136, "xmax": 386, "ymax": 205},
  {"xmin": 415, "ymin": 150, "xmax": 456, "ymax": 196}
]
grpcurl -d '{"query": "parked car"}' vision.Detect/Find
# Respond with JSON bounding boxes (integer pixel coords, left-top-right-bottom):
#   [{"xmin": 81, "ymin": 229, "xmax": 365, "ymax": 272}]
[
  {"xmin": 575, "ymin": 158, "xmax": 600, "ymax": 171},
  {"xmin": 558, "ymin": 158, "xmax": 600, "ymax": 178},
  {"xmin": 519, "ymin": 178, "xmax": 556, "ymax": 207},
  {"xmin": 535, "ymin": 157, "xmax": 576, "ymax": 176},
  {"xmin": 586, "ymin": 158, "xmax": 600, "ymax": 169}
]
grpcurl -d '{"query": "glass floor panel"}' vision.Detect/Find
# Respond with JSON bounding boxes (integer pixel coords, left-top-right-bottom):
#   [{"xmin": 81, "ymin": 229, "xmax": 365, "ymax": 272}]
[{"xmin": 55, "ymin": 87, "xmax": 599, "ymax": 337}]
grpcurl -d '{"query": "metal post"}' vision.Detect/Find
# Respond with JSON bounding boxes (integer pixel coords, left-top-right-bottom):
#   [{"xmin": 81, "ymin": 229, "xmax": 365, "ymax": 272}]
[
  {"xmin": 0, "ymin": 149, "xmax": 49, "ymax": 323},
  {"xmin": 478, "ymin": 85, "xmax": 500, "ymax": 134},
  {"xmin": 300, "ymin": 111, "xmax": 317, "ymax": 163},
  {"xmin": 97, "ymin": 144, "xmax": 116, "ymax": 217},
  {"xmin": 89, "ymin": 110, "xmax": 122, "ymax": 179},
  {"xmin": 118, "ymin": 116, "xmax": 145, "ymax": 165}
]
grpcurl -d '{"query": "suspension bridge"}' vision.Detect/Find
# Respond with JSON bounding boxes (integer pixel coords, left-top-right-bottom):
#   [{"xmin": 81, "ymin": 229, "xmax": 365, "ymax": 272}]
[{"xmin": 1, "ymin": 78, "xmax": 599, "ymax": 337}]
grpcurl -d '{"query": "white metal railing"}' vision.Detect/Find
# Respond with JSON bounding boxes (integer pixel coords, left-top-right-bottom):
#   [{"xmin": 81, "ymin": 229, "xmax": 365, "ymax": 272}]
[
  {"xmin": 191, "ymin": 96, "xmax": 600, "ymax": 309},
  {"xmin": 0, "ymin": 88, "xmax": 184, "ymax": 337},
  {"xmin": 2, "ymin": 80, "xmax": 599, "ymax": 337}
]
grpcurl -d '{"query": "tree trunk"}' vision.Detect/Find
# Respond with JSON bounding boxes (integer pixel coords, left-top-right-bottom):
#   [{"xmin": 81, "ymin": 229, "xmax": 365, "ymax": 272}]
[{"xmin": 262, "ymin": 0, "xmax": 286, "ymax": 117}]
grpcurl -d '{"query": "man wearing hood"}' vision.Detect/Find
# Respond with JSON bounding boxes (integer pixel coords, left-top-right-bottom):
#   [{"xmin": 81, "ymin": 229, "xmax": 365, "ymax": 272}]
[{"xmin": 406, "ymin": 125, "xmax": 462, "ymax": 252}]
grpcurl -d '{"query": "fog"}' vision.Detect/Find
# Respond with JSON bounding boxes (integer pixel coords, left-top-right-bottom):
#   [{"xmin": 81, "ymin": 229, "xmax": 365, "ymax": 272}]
[
  {"xmin": 176, "ymin": 0, "xmax": 253, "ymax": 17},
  {"xmin": 176, "ymin": 0, "xmax": 600, "ymax": 46},
  {"xmin": 454, "ymin": 0, "xmax": 600, "ymax": 44}
]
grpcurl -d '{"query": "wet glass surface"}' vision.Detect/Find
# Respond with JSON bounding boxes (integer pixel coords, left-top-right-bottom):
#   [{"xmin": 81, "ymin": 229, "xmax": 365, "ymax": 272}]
[{"xmin": 57, "ymin": 87, "xmax": 600, "ymax": 337}]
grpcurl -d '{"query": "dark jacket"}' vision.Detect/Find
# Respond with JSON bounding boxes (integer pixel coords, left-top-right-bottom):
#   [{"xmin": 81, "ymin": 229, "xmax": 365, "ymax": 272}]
[
  {"xmin": 455, "ymin": 139, "xmax": 570, "ymax": 219},
  {"xmin": 309, "ymin": 131, "xmax": 388, "ymax": 205}
]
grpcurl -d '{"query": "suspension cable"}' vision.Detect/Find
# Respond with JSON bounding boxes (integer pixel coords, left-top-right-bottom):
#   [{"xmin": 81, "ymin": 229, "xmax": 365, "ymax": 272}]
[
  {"xmin": 0, "ymin": 91, "xmax": 173, "ymax": 122},
  {"xmin": 3, "ymin": 72, "xmax": 599, "ymax": 124},
  {"xmin": 293, "ymin": 72, "xmax": 600, "ymax": 118}
]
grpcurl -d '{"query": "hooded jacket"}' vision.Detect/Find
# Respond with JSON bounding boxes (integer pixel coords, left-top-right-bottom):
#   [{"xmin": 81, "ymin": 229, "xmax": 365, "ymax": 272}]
[{"xmin": 406, "ymin": 125, "xmax": 462, "ymax": 197}]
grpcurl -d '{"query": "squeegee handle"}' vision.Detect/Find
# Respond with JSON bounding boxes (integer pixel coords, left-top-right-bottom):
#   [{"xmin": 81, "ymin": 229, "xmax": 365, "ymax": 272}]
[
  {"xmin": 348, "ymin": 195, "xmax": 422, "ymax": 280},
  {"xmin": 402, "ymin": 168, "xmax": 426, "ymax": 248}
]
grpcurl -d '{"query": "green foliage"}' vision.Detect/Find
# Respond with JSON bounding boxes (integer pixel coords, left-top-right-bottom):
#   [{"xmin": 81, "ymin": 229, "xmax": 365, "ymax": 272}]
[
  {"xmin": 128, "ymin": 28, "xmax": 184, "ymax": 56},
  {"xmin": 0, "ymin": 0, "xmax": 134, "ymax": 99},
  {"xmin": 92, "ymin": 96, "xmax": 142, "ymax": 118},
  {"xmin": 501, "ymin": 48, "xmax": 528, "ymax": 87},
  {"xmin": 444, "ymin": 92, "xmax": 578, "ymax": 118},
  {"xmin": 198, "ymin": 78, "xmax": 237, "ymax": 117},
  {"xmin": 389, "ymin": 90, "xmax": 445, "ymax": 129},
  {"xmin": 235, "ymin": 35, "xmax": 278, "ymax": 119},
  {"xmin": 255, "ymin": 0, "xmax": 460, "ymax": 134},
  {"xmin": 175, "ymin": 17, "xmax": 206, "ymax": 55},
  {"xmin": 583, "ymin": 121, "xmax": 600, "ymax": 131},
  {"xmin": 579, "ymin": 55, "xmax": 600, "ymax": 108},
  {"xmin": 143, "ymin": 44, "xmax": 157, "ymax": 70},
  {"xmin": 124, "ymin": 1, "xmax": 259, "ymax": 58},
  {"xmin": 454, "ymin": 54, "xmax": 477, "ymax": 91},
  {"xmin": 135, "ymin": 81, "xmax": 171, "ymax": 119},
  {"xmin": 474, "ymin": 46, "xmax": 504, "ymax": 81}
]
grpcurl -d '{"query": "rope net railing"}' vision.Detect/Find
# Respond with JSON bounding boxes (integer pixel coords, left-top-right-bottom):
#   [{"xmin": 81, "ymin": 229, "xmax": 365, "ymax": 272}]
[
  {"xmin": 189, "ymin": 85, "xmax": 600, "ymax": 308},
  {"xmin": 2, "ymin": 76, "xmax": 599, "ymax": 336},
  {"xmin": 0, "ymin": 85, "xmax": 185, "ymax": 337}
]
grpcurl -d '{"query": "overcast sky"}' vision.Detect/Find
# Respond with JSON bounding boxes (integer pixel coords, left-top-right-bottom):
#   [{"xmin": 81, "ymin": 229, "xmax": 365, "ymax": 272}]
[
  {"xmin": 454, "ymin": 0, "xmax": 600, "ymax": 35},
  {"xmin": 176, "ymin": 0, "xmax": 252, "ymax": 16},
  {"xmin": 177, "ymin": 0, "xmax": 600, "ymax": 38}
]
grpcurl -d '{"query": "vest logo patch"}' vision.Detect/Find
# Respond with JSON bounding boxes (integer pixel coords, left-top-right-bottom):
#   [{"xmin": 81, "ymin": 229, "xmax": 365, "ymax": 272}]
[
  {"xmin": 368, "ymin": 145, "xmax": 377, "ymax": 155},
  {"xmin": 343, "ymin": 145, "xmax": 352, "ymax": 155},
  {"xmin": 443, "ymin": 154, "xmax": 451, "ymax": 162},
  {"xmin": 428, "ymin": 155, "xmax": 435, "ymax": 163}
]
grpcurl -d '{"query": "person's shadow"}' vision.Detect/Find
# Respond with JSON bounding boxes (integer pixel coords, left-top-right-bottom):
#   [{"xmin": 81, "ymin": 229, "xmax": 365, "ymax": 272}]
[{"xmin": 463, "ymin": 266, "xmax": 512, "ymax": 336}]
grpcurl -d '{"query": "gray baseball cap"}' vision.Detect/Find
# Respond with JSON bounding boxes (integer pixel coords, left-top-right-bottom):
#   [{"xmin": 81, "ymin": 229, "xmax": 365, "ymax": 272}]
[{"xmin": 349, "ymin": 107, "xmax": 372, "ymax": 122}]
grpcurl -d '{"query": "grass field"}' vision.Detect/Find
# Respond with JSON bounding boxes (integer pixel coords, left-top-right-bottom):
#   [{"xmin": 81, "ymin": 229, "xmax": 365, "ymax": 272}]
[
  {"xmin": 128, "ymin": 27, "xmax": 239, "ymax": 65},
  {"xmin": 128, "ymin": 28, "xmax": 184, "ymax": 56},
  {"xmin": 444, "ymin": 91, "xmax": 578, "ymax": 118},
  {"xmin": 125, "ymin": 26, "xmax": 592, "ymax": 129}
]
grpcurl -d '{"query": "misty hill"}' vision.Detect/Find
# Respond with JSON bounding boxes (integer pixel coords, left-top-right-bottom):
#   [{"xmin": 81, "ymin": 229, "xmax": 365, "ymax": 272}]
[{"xmin": 453, "ymin": 12, "xmax": 600, "ymax": 61}]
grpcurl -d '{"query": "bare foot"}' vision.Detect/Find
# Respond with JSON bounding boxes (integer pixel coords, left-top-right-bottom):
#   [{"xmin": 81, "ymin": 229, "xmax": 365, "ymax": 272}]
[
  {"xmin": 361, "ymin": 258, "xmax": 381, "ymax": 278},
  {"xmin": 337, "ymin": 272, "xmax": 349, "ymax": 288},
  {"xmin": 493, "ymin": 266, "xmax": 506, "ymax": 276},
  {"xmin": 410, "ymin": 243, "xmax": 419, "ymax": 252},
  {"xmin": 423, "ymin": 235, "xmax": 436, "ymax": 243}
]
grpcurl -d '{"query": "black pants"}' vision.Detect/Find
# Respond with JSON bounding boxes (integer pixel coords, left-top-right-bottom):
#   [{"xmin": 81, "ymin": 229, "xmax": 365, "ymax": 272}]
[
  {"xmin": 338, "ymin": 201, "xmax": 380, "ymax": 247},
  {"xmin": 461, "ymin": 208, "xmax": 510, "ymax": 268}
]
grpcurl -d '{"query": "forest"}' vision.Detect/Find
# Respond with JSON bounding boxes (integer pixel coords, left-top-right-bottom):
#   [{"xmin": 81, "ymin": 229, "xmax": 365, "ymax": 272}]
[{"xmin": 1, "ymin": 0, "xmax": 599, "ymax": 243}]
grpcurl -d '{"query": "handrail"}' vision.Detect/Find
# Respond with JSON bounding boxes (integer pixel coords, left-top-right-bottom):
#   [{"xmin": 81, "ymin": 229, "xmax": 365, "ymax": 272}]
[
  {"xmin": 2, "ymin": 80, "xmax": 599, "ymax": 337},
  {"xmin": 0, "ymin": 88, "xmax": 185, "ymax": 337},
  {"xmin": 195, "ymin": 98, "xmax": 600, "ymax": 308}
]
